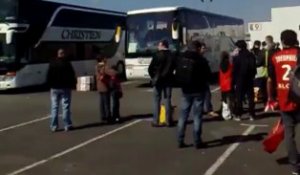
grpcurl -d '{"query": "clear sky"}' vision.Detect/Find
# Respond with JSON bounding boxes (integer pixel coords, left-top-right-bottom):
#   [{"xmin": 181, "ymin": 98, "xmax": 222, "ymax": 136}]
[{"xmin": 52, "ymin": 0, "xmax": 300, "ymax": 23}]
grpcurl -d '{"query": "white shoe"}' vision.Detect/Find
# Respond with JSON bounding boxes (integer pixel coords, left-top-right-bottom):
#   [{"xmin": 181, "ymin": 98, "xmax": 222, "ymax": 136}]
[{"xmin": 233, "ymin": 116, "xmax": 241, "ymax": 122}]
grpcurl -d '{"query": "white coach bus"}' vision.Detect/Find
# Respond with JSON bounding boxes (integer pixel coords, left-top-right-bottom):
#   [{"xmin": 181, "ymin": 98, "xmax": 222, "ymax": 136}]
[
  {"xmin": 125, "ymin": 7, "xmax": 245, "ymax": 79},
  {"xmin": 0, "ymin": 0, "xmax": 126, "ymax": 90}
]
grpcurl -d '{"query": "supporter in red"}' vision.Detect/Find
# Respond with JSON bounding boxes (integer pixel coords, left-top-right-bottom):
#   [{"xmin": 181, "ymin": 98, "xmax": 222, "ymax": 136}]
[
  {"xmin": 219, "ymin": 51, "xmax": 233, "ymax": 120},
  {"xmin": 268, "ymin": 30, "xmax": 300, "ymax": 175}
]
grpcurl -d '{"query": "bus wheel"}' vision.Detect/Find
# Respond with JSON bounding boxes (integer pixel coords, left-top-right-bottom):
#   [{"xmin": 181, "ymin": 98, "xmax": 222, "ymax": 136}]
[{"xmin": 117, "ymin": 62, "xmax": 126, "ymax": 81}]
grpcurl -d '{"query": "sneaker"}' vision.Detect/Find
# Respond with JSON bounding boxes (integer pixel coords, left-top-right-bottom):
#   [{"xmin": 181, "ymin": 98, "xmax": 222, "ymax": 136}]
[
  {"xmin": 50, "ymin": 126, "xmax": 58, "ymax": 132},
  {"xmin": 208, "ymin": 111, "xmax": 219, "ymax": 117},
  {"xmin": 115, "ymin": 118, "xmax": 121, "ymax": 123},
  {"xmin": 64, "ymin": 126, "xmax": 73, "ymax": 132},
  {"xmin": 178, "ymin": 142, "xmax": 189, "ymax": 149},
  {"xmin": 249, "ymin": 116, "xmax": 255, "ymax": 121},
  {"xmin": 233, "ymin": 116, "xmax": 241, "ymax": 122}
]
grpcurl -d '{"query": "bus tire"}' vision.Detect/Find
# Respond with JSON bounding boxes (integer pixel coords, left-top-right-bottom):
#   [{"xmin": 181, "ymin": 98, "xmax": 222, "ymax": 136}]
[{"xmin": 117, "ymin": 62, "xmax": 126, "ymax": 81}]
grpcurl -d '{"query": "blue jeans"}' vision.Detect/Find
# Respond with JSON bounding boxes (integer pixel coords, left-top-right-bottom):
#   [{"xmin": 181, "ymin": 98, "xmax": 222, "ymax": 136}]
[
  {"xmin": 50, "ymin": 89, "xmax": 72, "ymax": 129},
  {"xmin": 99, "ymin": 92, "xmax": 111, "ymax": 121},
  {"xmin": 178, "ymin": 92, "xmax": 205, "ymax": 144},
  {"xmin": 281, "ymin": 111, "xmax": 300, "ymax": 173},
  {"xmin": 153, "ymin": 86, "xmax": 172, "ymax": 125}
]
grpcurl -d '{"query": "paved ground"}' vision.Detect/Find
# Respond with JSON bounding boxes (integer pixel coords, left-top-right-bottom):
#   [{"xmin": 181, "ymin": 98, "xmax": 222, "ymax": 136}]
[{"xmin": 0, "ymin": 80, "xmax": 298, "ymax": 175}]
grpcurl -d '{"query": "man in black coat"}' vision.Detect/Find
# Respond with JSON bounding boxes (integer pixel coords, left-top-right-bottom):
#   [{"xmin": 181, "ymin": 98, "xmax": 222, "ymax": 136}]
[
  {"xmin": 47, "ymin": 48, "xmax": 77, "ymax": 132},
  {"xmin": 177, "ymin": 41, "xmax": 211, "ymax": 149},
  {"xmin": 232, "ymin": 40, "xmax": 257, "ymax": 121},
  {"xmin": 148, "ymin": 40, "xmax": 175, "ymax": 127}
]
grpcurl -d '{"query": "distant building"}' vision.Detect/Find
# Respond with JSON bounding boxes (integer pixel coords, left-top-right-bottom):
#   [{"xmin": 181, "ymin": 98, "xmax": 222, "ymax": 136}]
[{"xmin": 247, "ymin": 6, "xmax": 300, "ymax": 48}]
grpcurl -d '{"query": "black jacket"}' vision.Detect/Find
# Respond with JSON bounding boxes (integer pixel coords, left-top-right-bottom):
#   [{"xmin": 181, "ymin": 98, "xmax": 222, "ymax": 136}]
[
  {"xmin": 181, "ymin": 51, "xmax": 211, "ymax": 94},
  {"xmin": 148, "ymin": 50, "xmax": 175, "ymax": 86},
  {"xmin": 232, "ymin": 49, "xmax": 257, "ymax": 86},
  {"xmin": 47, "ymin": 58, "xmax": 77, "ymax": 89}
]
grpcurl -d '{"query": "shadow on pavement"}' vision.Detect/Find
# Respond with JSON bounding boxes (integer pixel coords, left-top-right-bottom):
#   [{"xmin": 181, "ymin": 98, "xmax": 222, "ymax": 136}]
[
  {"xmin": 205, "ymin": 132, "xmax": 267, "ymax": 148},
  {"xmin": 73, "ymin": 114, "xmax": 153, "ymax": 131},
  {"xmin": 122, "ymin": 114, "xmax": 153, "ymax": 122},
  {"xmin": 73, "ymin": 122, "xmax": 104, "ymax": 131},
  {"xmin": 276, "ymin": 157, "xmax": 289, "ymax": 165},
  {"xmin": 255, "ymin": 111, "xmax": 280, "ymax": 120},
  {"xmin": 0, "ymin": 85, "xmax": 49, "ymax": 95}
]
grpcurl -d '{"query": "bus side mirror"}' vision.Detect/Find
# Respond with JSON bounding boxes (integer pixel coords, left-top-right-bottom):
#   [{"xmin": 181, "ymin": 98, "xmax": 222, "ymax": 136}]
[
  {"xmin": 6, "ymin": 30, "xmax": 14, "ymax": 44},
  {"xmin": 115, "ymin": 26, "xmax": 122, "ymax": 43},
  {"xmin": 172, "ymin": 22, "xmax": 179, "ymax": 40}
]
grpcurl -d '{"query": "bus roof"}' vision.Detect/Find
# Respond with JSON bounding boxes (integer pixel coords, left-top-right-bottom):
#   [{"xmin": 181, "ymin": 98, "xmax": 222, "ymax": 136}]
[
  {"xmin": 127, "ymin": 6, "xmax": 242, "ymax": 21},
  {"xmin": 43, "ymin": 0, "xmax": 126, "ymax": 16}
]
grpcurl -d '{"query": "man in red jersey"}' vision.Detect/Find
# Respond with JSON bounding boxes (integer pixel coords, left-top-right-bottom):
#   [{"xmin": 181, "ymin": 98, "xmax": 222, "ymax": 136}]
[{"xmin": 268, "ymin": 30, "xmax": 300, "ymax": 175}]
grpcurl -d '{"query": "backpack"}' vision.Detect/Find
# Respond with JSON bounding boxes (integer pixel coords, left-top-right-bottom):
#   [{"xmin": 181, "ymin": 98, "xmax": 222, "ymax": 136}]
[
  {"xmin": 174, "ymin": 57, "xmax": 197, "ymax": 86},
  {"xmin": 288, "ymin": 50, "xmax": 300, "ymax": 103}
]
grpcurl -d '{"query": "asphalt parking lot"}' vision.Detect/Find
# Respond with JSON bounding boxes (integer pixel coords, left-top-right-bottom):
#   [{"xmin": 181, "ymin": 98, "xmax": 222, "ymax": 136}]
[{"xmin": 0, "ymin": 80, "xmax": 298, "ymax": 175}]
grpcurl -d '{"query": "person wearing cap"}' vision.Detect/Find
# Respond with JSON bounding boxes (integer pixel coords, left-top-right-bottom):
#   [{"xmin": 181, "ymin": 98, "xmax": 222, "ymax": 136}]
[{"xmin": 232, "ymin": 40, "xmax": 257, "ymax": 121}]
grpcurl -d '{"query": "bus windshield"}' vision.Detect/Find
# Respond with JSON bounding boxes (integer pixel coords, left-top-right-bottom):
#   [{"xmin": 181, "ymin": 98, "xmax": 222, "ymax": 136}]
[
  {"xmin": 0, "ymin": 34, "xmax": 16, "ymax": 64},
  {"xmin": 0, "ymin": 0, "xmax": 18, "ymax": 22},
  {"xmin": 126, "ymin": 12, "xmax": 177, "ymax": 57}
]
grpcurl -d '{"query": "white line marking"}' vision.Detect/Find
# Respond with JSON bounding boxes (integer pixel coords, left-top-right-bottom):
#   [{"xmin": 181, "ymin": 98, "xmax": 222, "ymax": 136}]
[
  {"xmin": 204, "ymin": 125, "xmax": 256, "ymax": 175},
  {"xmin": 7, "ymin": 119, "xmax": 142, "ymax": 175},
  {"xmin": 240, "ymin": 123, "xmax": 269, "ymax": 127},
  {"xmin": 145, "ymin": 89, "xmax": 153, "ymax": 92},
  {"xmin": 211, "ymin": 87, "xmax": 220, "ymax": 93},
  {"xmin": 0, "ymin": 116, "xmax": 50, "ymax": 133}
]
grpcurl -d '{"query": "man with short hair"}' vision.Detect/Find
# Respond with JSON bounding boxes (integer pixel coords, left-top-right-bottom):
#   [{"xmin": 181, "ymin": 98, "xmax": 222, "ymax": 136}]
[
  {"xmin": 265, "ymin": 35, "xmax": 280, "ymax": 111},
  {"xmin": 268, "ymin": 30, "xmax": 300, "ymax": 175},
  {"xmin": 232, "ymin": 40, "xmax": 257, "ymax": 121},
  {"xmin": 177, "ymin": 41, "xmax": 211, "ymax": 149},
  {"xmin": 199, "ymin": 43, "xmax": 219, "ymax": 118},
  {"xmin": 148, "ymin": 40, "xmax": 175, "ymax": 127},
  {"xmin": 47, "ymin": 48, "xmax": 77, "ymax": 132}
]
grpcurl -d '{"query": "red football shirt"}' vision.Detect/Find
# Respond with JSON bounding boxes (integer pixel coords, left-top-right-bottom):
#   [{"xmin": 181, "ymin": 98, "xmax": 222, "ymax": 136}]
[{"xmin": 269, "ymin": 48, "xmax": 298, "ymax": 112}]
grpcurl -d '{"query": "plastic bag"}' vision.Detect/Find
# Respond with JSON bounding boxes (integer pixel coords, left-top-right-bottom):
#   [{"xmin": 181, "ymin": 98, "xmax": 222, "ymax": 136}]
[
  {"xmin": 263, "ymin": 119, "xmax": 284, "ymax": 153},
  {"xmin": 222, "ymin": 102, "xmax": 232, "ymax": 120}
]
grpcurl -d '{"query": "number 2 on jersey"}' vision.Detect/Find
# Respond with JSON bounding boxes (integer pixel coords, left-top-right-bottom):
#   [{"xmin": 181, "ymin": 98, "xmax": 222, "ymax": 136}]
[{"xmin": 282, "ymin": 64, "xmax": 292, "ymax": 81}]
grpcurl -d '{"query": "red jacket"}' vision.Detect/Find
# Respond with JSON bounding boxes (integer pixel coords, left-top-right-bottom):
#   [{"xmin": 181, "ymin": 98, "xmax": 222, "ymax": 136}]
[
  {"xmin": 219, "ymin": 63, "xmax": 233, "ymax": 92},
  {"xmin": 269, "ymin": 48, "xmax": 298, "ymax": 111}
]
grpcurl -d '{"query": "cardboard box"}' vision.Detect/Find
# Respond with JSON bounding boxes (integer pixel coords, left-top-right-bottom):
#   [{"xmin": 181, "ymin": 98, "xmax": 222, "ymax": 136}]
[
  {"xmin": 77, "ymin": 76, "xmax": 94, "ymax": 84},
  {"xmin": 76, "ymin": 76, "xmax": 95, "ymax": 91},
  {"xmin": 76, "ymin": 83, "xmax": 91, "ymax": 92}
]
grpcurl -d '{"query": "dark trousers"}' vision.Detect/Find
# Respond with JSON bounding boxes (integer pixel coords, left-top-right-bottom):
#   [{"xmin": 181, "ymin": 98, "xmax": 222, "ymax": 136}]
[
  {"xmin": 99, "ymin": 92, "xmax": 111, "ymax": 121},
  {"xmin": 111, "ymin": 90, "xmax": 120, "ymax": 120},
  {"xmin": 282, "ymin": 111, "xmax": 300, "ymax": 173},
  {"xmin": 235, "ymin": 81, "xmax": 255, "ymax": 117}
]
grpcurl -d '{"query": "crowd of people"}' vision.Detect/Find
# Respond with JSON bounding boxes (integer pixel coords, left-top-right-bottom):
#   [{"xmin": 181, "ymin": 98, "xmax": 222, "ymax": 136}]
[
  {"xmin": 147, "ymin": 30, "xmax": 299, "ymax": 175},
  {"xmin": 45, "ymin": 29, "xmax": 299, "ymax": 175}
]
